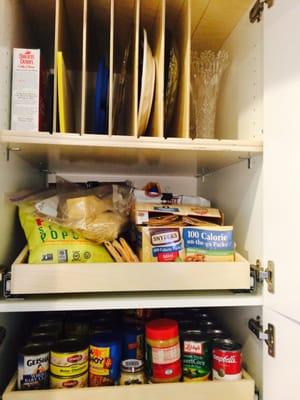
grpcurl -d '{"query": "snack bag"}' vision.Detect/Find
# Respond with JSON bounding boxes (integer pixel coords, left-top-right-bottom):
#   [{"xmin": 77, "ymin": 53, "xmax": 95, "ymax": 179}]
[{"xmin": 19, "ymin": 204, "xmax": 113, "ymax": 264}]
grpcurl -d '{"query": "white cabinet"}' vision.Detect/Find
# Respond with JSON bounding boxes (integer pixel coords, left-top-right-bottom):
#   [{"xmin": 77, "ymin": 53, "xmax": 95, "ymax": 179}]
[{"xmin": 0, "ymin": 0, "xmax": 299, "ymax": 399}]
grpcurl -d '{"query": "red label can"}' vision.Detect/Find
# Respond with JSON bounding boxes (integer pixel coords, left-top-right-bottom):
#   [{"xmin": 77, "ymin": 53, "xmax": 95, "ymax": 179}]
[{"xmin": 212, "ymin": 339, "xmax": 242, "ymax": 381}]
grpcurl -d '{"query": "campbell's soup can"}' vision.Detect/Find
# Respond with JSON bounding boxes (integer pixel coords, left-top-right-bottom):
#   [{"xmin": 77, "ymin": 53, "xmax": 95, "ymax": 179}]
[
  {"xmin": 18, "ymin": 343, "xmax": 50, "ymax": 390},
  {"xmin": 212, "ymin": 339, "xmax": 242, "ymax": 381}
]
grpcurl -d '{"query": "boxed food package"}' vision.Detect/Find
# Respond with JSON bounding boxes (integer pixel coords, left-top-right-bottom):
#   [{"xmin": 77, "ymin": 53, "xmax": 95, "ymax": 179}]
[
  {"xmin": 11, "ymin": 48, "xmax": 40, "ymax": 131},
  {"xmin": 132, "ymin": 203, "xmax": 224, "ymax": 226},
  {"xmin": 136, "ymin": 225, "xmax": 234, "ymax": 262},
  {"xmin": 134, "ymin": 189, "xmax": 211, "ymax": 207}
]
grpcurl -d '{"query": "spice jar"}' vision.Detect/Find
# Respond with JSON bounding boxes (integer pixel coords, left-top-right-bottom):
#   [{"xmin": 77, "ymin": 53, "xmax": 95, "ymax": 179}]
[
  {"xmin": 145, "ymin": 319, "xmax": 181, "ymax": 383},
  {"xmin": 120, "ymin": 359, "xmax": 145, "ymax": 385}
]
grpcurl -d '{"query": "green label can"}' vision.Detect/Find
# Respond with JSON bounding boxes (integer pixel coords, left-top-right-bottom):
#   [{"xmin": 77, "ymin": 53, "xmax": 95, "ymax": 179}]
[{"xmin": 182, "ymin": 330, "xmax": 210, "ymax": 381}]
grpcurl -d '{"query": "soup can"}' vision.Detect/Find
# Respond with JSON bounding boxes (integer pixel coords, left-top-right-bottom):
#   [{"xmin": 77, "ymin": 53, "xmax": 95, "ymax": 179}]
[
  {"xmin": 18, "ymin": 343, "xmax": 50, "ymax": 390},
  {"xmin": 212, "ymin": 339, "xmax": 242, "ymax": 381}
]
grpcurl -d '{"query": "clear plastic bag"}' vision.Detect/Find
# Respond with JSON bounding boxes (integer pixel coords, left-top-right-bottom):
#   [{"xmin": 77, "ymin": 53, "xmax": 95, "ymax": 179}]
[{"xmin": 11, "ymin": 178, "xmax": 134, "ymax": 244}]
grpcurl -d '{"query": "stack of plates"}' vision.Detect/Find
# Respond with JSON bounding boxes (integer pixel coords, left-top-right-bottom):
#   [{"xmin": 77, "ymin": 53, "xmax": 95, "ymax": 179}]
[{"xmin": 138, "ymin": 29, "xmax": 156, "ymax": 137}]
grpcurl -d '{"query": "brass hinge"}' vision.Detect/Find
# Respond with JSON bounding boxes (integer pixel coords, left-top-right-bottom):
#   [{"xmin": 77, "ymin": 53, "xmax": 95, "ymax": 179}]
[
  {"xmin": 250, "ymin": 0, "xmax": 274, "ymax": 23},
  {"xmin": 250, "ymin": 260, "xmax": 274, "ymax": 293},
  {"xmin": 248, "ymin": 316, "xmax": 275, "ymax": 357}
]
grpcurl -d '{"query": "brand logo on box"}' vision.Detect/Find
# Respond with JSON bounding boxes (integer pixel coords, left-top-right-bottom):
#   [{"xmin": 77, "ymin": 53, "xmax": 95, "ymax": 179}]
[
  {"xmin": 150, "ymin": 229, "xmax": 181, "ymax": 246},
  {"xmin": 18, "ymin": 50, "xmax": 35, "ymax": 66}
]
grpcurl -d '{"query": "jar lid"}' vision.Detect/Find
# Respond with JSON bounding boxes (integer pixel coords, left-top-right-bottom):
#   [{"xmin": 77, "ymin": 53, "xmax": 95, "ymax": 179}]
[
  {"xmin": 146, "ymin": 319, "xmax": 178, "ymax": 341},
  {"xmin": 121, "ymin": 359, "xmax": 144, "ymax": 373}
]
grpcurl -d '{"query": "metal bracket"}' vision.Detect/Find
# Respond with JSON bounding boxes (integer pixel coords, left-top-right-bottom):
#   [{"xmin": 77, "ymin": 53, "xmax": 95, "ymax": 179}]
[
  {"xmin": 250, "ymin": 0, "xmax": 274, "ymax": 24},
  {"xmin": 6, "ymin": 145, "xmax": 21, "ymax": 162},
  {"xmin": 3, "ymin": 271, "xmax": 11, "ymax": 298},
  {"xmin": 248, "ymin": 316, "xmax": 275, "ymax": 357},
  {"xmin": 250, "ymin": 260, "xmax": 274, "ymax": 293},
  {"xmin": 239, "ymin": 154, "xmax": 254, "ymax": 169}
]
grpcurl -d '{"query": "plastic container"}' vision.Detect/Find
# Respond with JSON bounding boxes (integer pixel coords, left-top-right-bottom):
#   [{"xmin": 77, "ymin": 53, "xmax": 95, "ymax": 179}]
[
  {"xmin": 89, "ymin": 333, "xmax": 122, "ymax": 386},
  {"xmin": 145, "ymin": 319, "xmax": 181, "ymax": 383}
]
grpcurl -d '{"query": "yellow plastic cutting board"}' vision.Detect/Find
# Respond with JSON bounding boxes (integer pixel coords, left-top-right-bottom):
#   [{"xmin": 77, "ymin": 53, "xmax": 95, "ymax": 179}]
[{"xmin": 57, "ymin": 51, "xmax": 75, "ymax": 133}]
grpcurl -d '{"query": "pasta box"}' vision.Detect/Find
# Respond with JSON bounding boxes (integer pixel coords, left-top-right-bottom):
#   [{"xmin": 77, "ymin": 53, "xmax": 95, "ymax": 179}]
[{"xmin": 132, "ymin": 203, "xmax": 224, "ymax": 226}]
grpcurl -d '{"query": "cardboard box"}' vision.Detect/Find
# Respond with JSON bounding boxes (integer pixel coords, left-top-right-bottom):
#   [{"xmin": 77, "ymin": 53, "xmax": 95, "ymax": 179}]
[
  {"xmin": 136, "ymin": 225, "xmax": 235, "ymax": 262},
  {"xmin": 11, "ymin": 48, "xmax": 40, "ymax": 131},
  {"xmin": 132, "ymin": 203, "xmax": 224, "ymax": 226}
]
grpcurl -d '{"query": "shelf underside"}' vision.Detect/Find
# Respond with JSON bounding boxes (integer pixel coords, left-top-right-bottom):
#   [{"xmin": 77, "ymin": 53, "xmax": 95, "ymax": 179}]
[{"xmin": 1, "ymin": 132, "xmax": 263, "ymax": 175}]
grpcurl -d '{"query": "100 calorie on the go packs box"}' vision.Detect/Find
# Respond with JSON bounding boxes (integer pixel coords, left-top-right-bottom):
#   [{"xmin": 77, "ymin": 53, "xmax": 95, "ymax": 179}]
[{"xmin": 136, "ymin": 225, "xmax": 234, "ymax": 262}]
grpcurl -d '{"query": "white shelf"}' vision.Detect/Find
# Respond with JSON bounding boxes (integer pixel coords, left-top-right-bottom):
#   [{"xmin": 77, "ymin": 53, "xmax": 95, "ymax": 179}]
[
  {"xmin": 1, "ymin": 131, "xmax": 263, "ymax": 176},
  {"xmin": 0, "ymin": 292, "xmax": 263, "ymax": 313}
]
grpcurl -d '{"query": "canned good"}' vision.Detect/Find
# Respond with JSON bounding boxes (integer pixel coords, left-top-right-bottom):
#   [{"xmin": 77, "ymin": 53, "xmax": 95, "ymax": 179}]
[
  {"xmin": 207, "ymin": 329, "xmax": 231, "ymax": 344},
  {"xmin": 89, "ymin": 317, "xmax": 115, "ymax": 336},
  {"xmin": 50, "ymin": 338, "xmax": 89, "ymax": 378},
  {"xmin": 31, "ymin": 324, "xmax": 61, "ymax": 340},
  {"xmin": 64, "ymin": 314, "xmax": 89, "ymax": 338},
  {"xmin": 50, "ymin": 371, "xmax": 88, "ymax": 389},
  {"xmin": 123, "ymin": 325, "xmax": 144, "ymax": 360},
  {"xmin": 89, "ymin": 333, "xmax": 122, "ymax": 386},
  {"xmin": 187, "ymin": 309, "xmax": 210, "ymax": 319},
  {"xmin": 120, "ymin": 359, "xmax": 146, "ymax": 385},
  {"xmin": 182, "ymin": 330, "xmax": 210, "ymax": 382},
  {"xmin": 34, "ymin": 318, "xmax": 64, "ymax": 336},
  {"xmin": 18, "ymin": 343, "xmax": 50, "ymax": 390},
  {"xmin": 27, "ymin": 333, "xmax": 56, "ymax": 348},
  {"xmin": 199, "ymin": 320, "xmax": 218, "ymax": 331},
  {"xmin": 212, "ymin": 339, "xmax": 242, "ymax": 381}
]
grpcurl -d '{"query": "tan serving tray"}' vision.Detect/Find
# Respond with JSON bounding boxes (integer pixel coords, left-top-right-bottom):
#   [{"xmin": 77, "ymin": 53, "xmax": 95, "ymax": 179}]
[
  {"xmin": 10, "ymin": 247, "xmax": 251, "ymax": 294},
  {"xmin": 3, "ymin": 371, "xmax": 255, "ymax": 400}
]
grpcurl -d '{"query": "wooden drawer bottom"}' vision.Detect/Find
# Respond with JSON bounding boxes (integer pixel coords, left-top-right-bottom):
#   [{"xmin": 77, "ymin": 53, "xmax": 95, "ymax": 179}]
[{"xmin": 4, "ymin": 371, "xmax": 255, "ymax": 400}]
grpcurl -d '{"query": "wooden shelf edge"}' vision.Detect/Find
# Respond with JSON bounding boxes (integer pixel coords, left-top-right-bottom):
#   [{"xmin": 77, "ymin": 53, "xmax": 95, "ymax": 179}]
[
  {"xmin": 10, "ymin": 248, "xmax": 251, "ymax": 295},
  {"xmin": 4, "ymin": 370, "xmax": 255, "ymax": 400},
  {"xmin": 0, "ymin": 131, "xmax": 263, "ymax": 153}
]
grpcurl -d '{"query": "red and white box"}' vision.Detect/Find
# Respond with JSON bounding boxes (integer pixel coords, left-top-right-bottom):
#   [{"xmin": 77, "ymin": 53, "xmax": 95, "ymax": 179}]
[{"xmin": 11, "ymin": 48, "xmax": 40, "ymax": 131}]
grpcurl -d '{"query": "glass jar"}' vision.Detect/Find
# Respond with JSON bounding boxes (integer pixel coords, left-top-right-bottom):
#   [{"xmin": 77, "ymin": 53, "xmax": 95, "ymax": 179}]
[
  {"xmin": 145, "ymin": 319, "xmax": 181, "ymax": 383},
  {"xmin": 120, "ymin": 359, "xmax": 146, "ymax": 385}
]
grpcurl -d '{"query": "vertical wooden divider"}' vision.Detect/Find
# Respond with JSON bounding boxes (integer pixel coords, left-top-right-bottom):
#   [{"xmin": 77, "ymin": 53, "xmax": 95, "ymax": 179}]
[
  {"xmin": 174, "ymin": 0, "xmax": 191, "ymax": 138},
  {"xmin": 52, "ymin": 0, "xmax": 61, "ymax": 133},
  {"xmin": 130, "ymin": 0, "xmax": 140, "ymax": 137},
  {"xmin": 80, "ymin": 0, "xmax": 87, "ymax": 135},
  {"xmin": 108, "ymin": 0, "xmax": 114, "ymax": 137},
  {"xmin": 148, "ymin": 0, "xmax": 165, "ymax": 138}
]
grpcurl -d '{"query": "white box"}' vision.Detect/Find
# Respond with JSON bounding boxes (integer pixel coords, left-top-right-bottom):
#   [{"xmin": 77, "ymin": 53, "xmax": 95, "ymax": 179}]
[{"xmin": 10, "ymin": 48, "xmax": 40, "ymax": 131}]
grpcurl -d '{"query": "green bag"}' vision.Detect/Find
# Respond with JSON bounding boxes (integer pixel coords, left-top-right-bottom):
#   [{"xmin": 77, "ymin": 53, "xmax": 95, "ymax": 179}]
[{"xmin": 19, "ymin": 204, "xmax": 113, "ymax": 264}]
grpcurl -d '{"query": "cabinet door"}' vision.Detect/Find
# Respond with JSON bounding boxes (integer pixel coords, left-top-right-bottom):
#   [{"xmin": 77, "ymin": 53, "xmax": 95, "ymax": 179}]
[
  {"xmin": 263, "ymin": 308, "xmax": 300, "ymax": 399},
  {"xmin": 264, "ymin": 0, "xmax": 300, "ymax": 322}
]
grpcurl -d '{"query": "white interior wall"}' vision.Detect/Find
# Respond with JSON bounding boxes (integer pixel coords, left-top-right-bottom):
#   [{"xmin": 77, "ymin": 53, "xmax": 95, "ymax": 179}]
[
  {"xmin": 216, "ymin": 4, "xmax": 263, "ymax": 140},
  {"xmin": 48, "ymin": 173, "xmax": 199, "ymax": 196},
  {"xmin": 213, "ymin": 306, "xmax": 263, "ymax": 396}
]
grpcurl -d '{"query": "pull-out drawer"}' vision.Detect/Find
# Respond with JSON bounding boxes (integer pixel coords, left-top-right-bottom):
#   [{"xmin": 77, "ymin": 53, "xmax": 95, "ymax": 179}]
[
  {"xmin": 9, "ymin": 247, "xmax": 251, "ymax": 294},
  {"xmin": 3, "ymin": 371, "xmax": 255, "ymax": 400}
]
